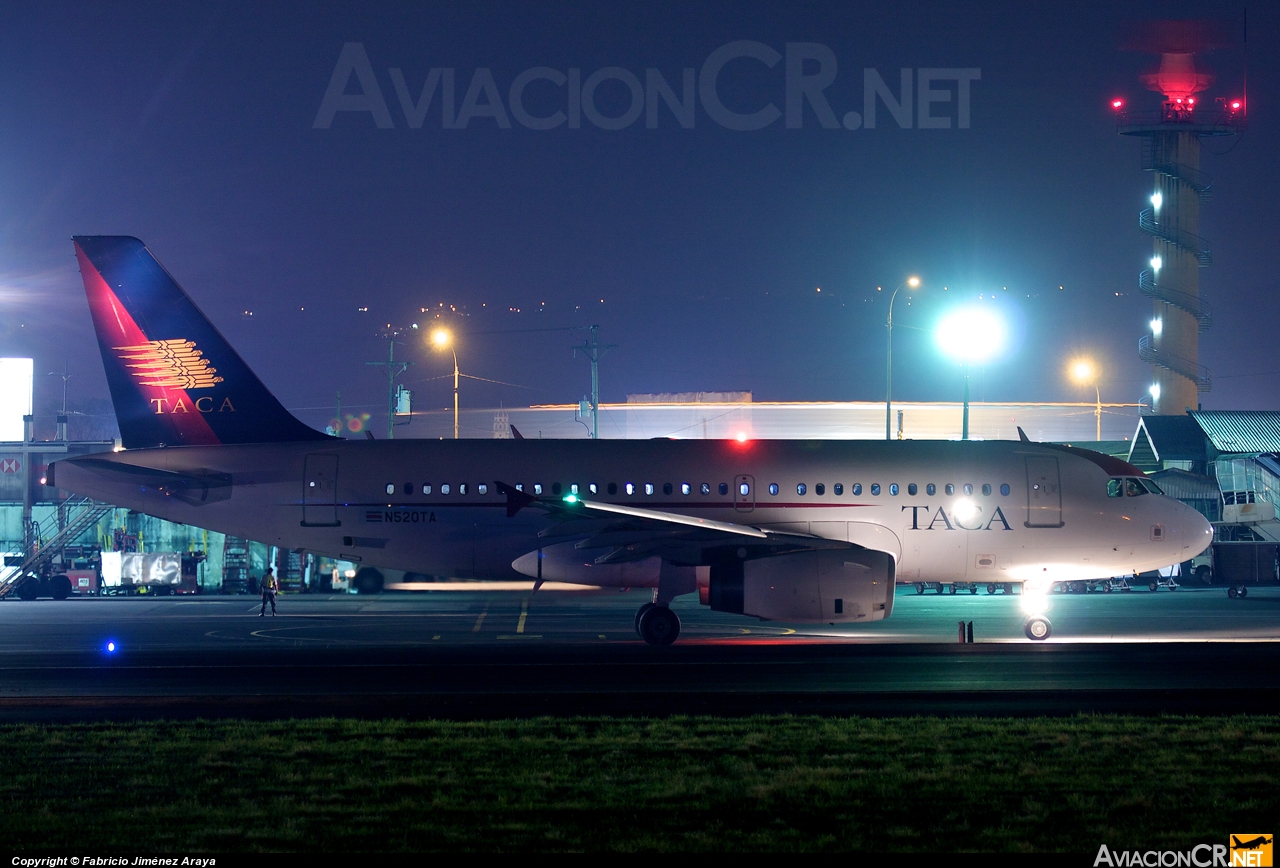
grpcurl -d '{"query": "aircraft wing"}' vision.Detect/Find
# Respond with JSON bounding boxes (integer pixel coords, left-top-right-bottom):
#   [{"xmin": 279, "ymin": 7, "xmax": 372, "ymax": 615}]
[{"xmin": 496, "ymin": 480, "xmax": 856, "ymax": 565}]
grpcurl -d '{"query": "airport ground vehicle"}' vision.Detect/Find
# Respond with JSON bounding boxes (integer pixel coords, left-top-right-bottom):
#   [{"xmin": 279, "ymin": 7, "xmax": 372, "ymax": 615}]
[{"xmin": 1183, "ymin": 541, "xmax": 1278, "ymax": 598}]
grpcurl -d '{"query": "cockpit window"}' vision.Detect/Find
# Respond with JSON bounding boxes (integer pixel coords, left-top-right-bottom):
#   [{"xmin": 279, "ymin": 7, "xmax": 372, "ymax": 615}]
[
  {"xmin": 1124, "ymin": 478, "xmax": 1146, "ymax": 497},
  {"xmin": 1140, "ymin": 479, "xmax": 1162, "ymax": 495},
  {"xmin": 1107, "ymin": 479, "xmax": 1123, "ymax": 498}
]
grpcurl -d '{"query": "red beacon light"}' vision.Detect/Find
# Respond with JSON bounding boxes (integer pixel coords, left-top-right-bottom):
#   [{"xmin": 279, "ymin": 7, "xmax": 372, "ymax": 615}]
[
  {"xmin": 1230, "ymin": 99, "xmax": 1243, "ymax": 111},
  {"xmin": 1111, "ymin": 98, "xmax": 1124, "ymax": 110}
]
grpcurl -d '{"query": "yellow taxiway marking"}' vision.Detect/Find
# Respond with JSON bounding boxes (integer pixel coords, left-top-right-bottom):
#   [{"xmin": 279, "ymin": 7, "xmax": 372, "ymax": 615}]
[
  {"xmin": 599, "ymin": 634, "xmax": 607, "ymax": 639},
  {"xmin": 516, "ymin": 599, "xmax": 528, "ymax": 634},
  {"xmin": 471, "ymin": 605, "xmax": 489, "ymax": 633},
  {"xmin": 432, "ymin": 635, "xmax": 441, "ymax": 640},
  {"xmin": 781, "ymin": 628, "xmax": 796, "ymax": 635},
  {"xmin": 497, "ymin": 635, "xmax": 541, "ymax": 639}
]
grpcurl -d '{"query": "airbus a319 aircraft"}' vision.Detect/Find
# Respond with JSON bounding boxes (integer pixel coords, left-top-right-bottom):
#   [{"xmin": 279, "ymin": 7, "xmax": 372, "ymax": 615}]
[{"xmin": 52, "ymin": 237, "xmax": 1213, "ymax": 644}]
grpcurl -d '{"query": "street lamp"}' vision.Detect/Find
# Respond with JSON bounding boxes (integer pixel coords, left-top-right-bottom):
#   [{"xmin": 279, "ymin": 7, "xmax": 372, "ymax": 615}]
[
  {"xmin": 1069, "ymin": 358, "xmax": 1102, "ymax": 441},
  {"xmin": 885, "ymin": 276, "xmax": 921, "ymax": 440},
  {"xmin": 934, "ymin": 307, "xmax": 1006, "ymax": 440},
  {"xmin": 431, "ymin": 328, "xmax": 459, "ymax": 439}
]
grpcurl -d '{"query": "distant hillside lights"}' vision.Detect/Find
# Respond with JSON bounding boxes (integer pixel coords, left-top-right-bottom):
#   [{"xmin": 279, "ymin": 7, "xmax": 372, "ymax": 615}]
[{"xmin": 314, "ymin": 42, "xmax": 979, "ymax": 132}]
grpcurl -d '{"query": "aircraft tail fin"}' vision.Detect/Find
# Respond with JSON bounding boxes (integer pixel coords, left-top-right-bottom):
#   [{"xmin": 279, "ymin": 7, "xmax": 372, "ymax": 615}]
[{"xmin": 73, "ymin": 236, "xmax": 331, "ymax": 448}]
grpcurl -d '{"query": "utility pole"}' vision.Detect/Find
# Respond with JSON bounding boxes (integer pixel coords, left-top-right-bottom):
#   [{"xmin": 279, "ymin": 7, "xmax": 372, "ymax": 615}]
[
  {"xmin": 366, "ymin": 329, "xmax": 414, "ymax": 439},
  {"xmin": 574, "ymin": 325, "xmax": 616, "ymax": 440}
]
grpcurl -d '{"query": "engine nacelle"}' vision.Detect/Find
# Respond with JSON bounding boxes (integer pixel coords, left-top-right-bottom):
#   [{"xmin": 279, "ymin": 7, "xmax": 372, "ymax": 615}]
[
  {"xmin": 708, "ymin": 548, "xmax": 895, "ymax": 623},
  {"xmin": 512, "ymin": 541, "xmax": 661, "ymax": 587}
]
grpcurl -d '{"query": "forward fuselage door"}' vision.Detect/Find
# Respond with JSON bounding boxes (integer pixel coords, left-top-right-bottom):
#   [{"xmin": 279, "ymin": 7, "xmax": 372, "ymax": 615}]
[
  {"xmin": 1025, "ymin": 456, "xmax": 1063, "ymax": 528},
  {"xmin": 734, "ymin": 474, "xmax": 755, "ymax": 513},
  {"xmin": 302, "ymin": 453, "xmax": 340, "ymax": 527}
]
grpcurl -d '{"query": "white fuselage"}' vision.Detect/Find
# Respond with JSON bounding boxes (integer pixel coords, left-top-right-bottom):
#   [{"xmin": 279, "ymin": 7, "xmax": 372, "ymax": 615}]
[{"xmin": 54, "ymin": 438, "xmax": 1213, "ymax": 593}]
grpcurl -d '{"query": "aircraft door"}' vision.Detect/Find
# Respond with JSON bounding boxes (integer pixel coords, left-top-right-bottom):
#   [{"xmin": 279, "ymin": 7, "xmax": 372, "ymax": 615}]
[
  {"xmin": 302, "ymin": 453, "xmax": 340, "ymax": 527},
  {"xmin": 734, "ymin": 474, "xmax": 755, "ymax": 513},
  {"xmin": 1025, "ymin": 456, "xmax": 1063, "ymax": 528}
]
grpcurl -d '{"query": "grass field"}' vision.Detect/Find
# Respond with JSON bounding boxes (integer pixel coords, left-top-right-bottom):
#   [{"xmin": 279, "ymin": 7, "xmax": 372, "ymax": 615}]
[{"xmin": 2, "ymin": 715, "xmax": 1277, "ymax": 852}]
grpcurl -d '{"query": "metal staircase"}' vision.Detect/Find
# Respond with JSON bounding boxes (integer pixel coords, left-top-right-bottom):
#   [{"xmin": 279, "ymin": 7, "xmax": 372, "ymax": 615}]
[
  {"xmin": 1138, "ymin": 334, "xmax": 1212, "ymax": 391},
  {"xmin": 1140, "ymin": 139, "xmax": 1212, "ymax": 204},
  {"xmin": 1139, "ymin": 208, "xmax": 1212, "ymax": 265},
  {"xmin": 1139, "ymin": 269, "xmax": 1212, "ymax": 331},
  {"xmin": 0, "ymin": 497, "xmax": 113, "ymax": 598}
]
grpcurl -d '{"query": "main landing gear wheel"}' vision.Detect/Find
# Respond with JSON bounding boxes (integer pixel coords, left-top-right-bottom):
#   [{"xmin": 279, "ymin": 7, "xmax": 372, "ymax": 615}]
[
  {"xmin": 634, "ymin": 602, "xmax": 656, "ymax": 634},
  {"xmin": 1023, "ymin": 616, "xmax": 1052, "ymax": 641},
  {"xmin": 50, "ymin": 575, "xmax": 71, "ymax": 600},
  {"xmin": 637, "ymin": 605, "xmax": 680, "ymax": 646},
  {"xmin": 16, "ymin": 578, "xmax": 40, "ymax": 601},
  {"xmin": 986, "ymin": 584, "xmax": 997, "ymax": 595}
]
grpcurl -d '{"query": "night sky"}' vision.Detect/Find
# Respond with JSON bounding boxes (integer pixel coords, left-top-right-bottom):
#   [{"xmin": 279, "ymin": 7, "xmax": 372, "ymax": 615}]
[{"xmin": 0, "ymin": 1, "xmax": 1273, "ymax": 439}]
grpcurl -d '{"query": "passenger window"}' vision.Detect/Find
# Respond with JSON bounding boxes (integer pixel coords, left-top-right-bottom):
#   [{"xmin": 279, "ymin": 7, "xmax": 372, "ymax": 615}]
[
  {"xmin": 1107, "ymin": 479, "xmax": 1122, "ymax": 498},
  {"xmin": 607, "ymin": 483, "xmax": 617, "ymax": 495},
  {"xmin": 945, "ymin": 484, "xmax": 955, "ymax": 495},
  {"xmin": 769, "ymin": 483, "xmax": 779, "ymax": 495},
  {"xmin": 889, "ymin": 484, "xmax": 899, "ymax": 496},
  {"xmin": 552, "ymin": 483, "xmax": 562, "ymax": 496},
  {"xmin": 681, "ymin": 483, "xmax": 691, "ymax": 495},
  {"xmin": 719, "ymin": 483, "xmax": 729, "ymax": 495},
  {"xmin": 700, "ymin": 483, "xmax": 711, "ymax": 495},
  {"xmin": 589, "ymin": 483, "xmax": 597, "ymax": 494},
  {"xmin": 663, "ymin": 483, "xmax": 673, "ymax": 495},
  {"xmin": 871, "ymin": 484, "xmax": 881, "ymax": 496},
  {"xmin": 459, "ymin": 483, "xmax": 468, "ymax": 495},
  {"xmin": 385, "ymin": 483, "xmax": 395, "ymax": 495},
  {"xmin": 1125, "ymin": 478, "xmax": 1145, "ymax": 497},
  {"xmin": 982, "ymin": 484, "xmax": 991, "ymax": 496},
  {"xmin": 441, "ymin": 484, "xmax": 452, "ymax": 495},
  {"xmin": 816, "ymin": 483, "xmax": 825, "ymax": 495},
  {"xmin": 533, "ymin": 484, "xmax": 542, "ymax": 495},
  {"xmin": 1000, "ymin": 484, "xmax": 1010, "ymax": 496},
  {"xmin": 403, "ymin": 483, "xmax": 412, "ymax": 496},
  {"xmin": 963, "ymin": 484, "xmax": 973, "ymax": 495},
  {"xmin": 797, "ymin": 483, "xmax": 807, "ymax": 496},
  {"xmin": 834, "ymin": 483, "xmax": 843, "ymax": 495},
  {"xmin": 926, "ymin": 484, "xmax": 936, "ymax": 495},
  {"xmin": 853, "ymin": 483, "xmax": 862, "ymax": 495},
  {"xmin": 422, "ymin": 484, "xmax": 433, "ymax": 495},
  {"xmin": 645, "ymin": 483, "xmax": 654, "ymax": 495},
  {"xmin": 625, "ymin": 483, "xmax": 634, "ymax": 495},
  {"xmin": 571, "ymin": 484, "xmax": 579, "ymax": 494},
  {"xmin": 907, "ymin": 483, "xmax": 917, "ymax": 496},
  {"xmin": 739, "ymin": 482, "xmax": 750, "ymax": 496},
  {"xmin": 478, "ymin": 484, "xmax": 488, "ymax": 495}
]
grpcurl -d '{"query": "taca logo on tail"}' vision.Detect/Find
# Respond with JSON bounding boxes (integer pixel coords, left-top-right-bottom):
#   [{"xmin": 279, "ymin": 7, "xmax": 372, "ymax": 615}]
[{"xmin": 73, "ymin": 236, "xmax": 331, "ymax": 448}]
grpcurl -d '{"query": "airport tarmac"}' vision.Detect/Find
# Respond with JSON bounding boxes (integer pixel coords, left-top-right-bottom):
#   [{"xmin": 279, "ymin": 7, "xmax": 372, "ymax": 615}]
[{"xmin": 0, "ymin": 585, "xmax": 1277, "ymax": 720}]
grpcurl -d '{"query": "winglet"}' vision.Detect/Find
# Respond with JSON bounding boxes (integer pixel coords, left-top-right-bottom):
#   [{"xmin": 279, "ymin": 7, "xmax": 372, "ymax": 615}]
[
  {"xmin": 510, "ymin": 425, "xmax": 525, "ymax": 440},
  {"xmin": 1017, "ymin": 426, "xmax": 1031, "ymax": 443},
  {"xmin": 495, "ymin": 480, "xmax": 537, "ymax": 518}
]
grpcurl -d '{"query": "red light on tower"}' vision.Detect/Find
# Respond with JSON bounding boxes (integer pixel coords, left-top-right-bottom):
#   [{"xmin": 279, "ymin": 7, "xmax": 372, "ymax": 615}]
[
  {"xmin": 1230, "ymin": 99, "xmax": 1242, "ymax": 111},
  {"xmin": 1111, "ymin": 98, "xmax": 1125, "ymax": 110}
]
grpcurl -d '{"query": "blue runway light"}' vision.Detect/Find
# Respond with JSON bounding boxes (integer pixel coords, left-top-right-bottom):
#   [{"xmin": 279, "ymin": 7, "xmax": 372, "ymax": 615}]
[{"xmin": 106, "ymin": 641, "xmax": 117, "ymax": 653}]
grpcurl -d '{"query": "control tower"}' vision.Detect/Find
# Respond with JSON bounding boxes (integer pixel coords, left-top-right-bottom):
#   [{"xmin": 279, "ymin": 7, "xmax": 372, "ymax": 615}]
[{"xmin": 1114, "ymin": 20, "xmax": 1245, "ymax": 415}]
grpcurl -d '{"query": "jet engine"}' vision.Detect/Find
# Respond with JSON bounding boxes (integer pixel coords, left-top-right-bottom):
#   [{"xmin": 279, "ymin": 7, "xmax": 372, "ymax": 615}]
[
  {"xmin": 512, "ymin": 541, "xmax": 661, "ymax": 587},
  {"xmin": 708, "ymin": 548, "xmax": 895, "ymax": 624}
]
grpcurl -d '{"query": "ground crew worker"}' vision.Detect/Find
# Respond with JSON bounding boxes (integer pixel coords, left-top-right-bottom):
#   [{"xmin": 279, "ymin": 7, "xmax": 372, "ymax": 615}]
[{"xmin": 259, "ymin": 567, "xmax": 279, "ymax": 616}]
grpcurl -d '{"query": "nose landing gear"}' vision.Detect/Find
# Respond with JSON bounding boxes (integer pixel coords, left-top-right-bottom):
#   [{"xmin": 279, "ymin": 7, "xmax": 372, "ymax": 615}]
[{"xmin": 1023, "ymin": 616, "xmax": 1052, "ymax": 641}]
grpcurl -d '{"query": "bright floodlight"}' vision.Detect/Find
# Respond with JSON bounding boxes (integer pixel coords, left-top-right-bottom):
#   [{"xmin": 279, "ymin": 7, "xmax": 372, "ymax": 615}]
[
  {"xmin": 1150, "ymin": 256, "xmax": 1162, "ymax": 271},
  {"xmin": 1151, "ymin": 192, "xmax": 1163, "ymax": 212},
  {"xmin": 1151, "ymin": 317, "xmax": 1162, "ymax": 336},
  {"xmin": 1149, "ymin": 383, "xmax": 1161, "ymax": 401},
  {"xmin": 1069, "ymin": 358, "xmax": 1096, "ymax": 384},
  {"xmin": 934, "ymin": 307, "xmax": 1007, "ymax": 365},
  {"xmin": 907, "ymin": 276, "xmax": 921, "ymax": 288},
  {"xmin": 431, "ymin": 328, "xmax": 452, "ymax": 348}
]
